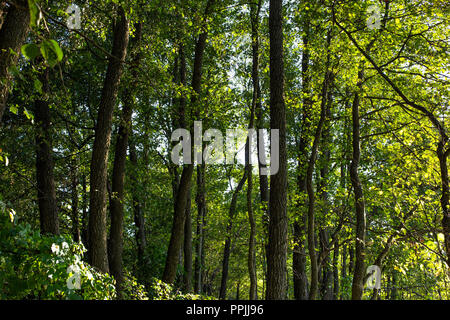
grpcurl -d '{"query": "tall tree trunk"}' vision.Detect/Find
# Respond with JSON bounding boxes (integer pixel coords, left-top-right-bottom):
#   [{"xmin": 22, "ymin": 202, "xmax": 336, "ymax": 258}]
[
  {"xmin": 129, "ymin": 138, "xmax": 146, "ymax": 279},
  {"xmin": 219, "ymin": 170, "xmax": 248, "ymax": 299},
  {"xmin": 306, "ymin": 69, "xmax": 331, "ymax": 300},
  {"xmin": 162, "ymin": 0, "xmax": 215, "ymax": 284},
  {"xmin": 350, "ymin": 70, "xmax": 366, "ymax": 300},
  {"xmin": 0, "ymin": 0, "xmax": 29, "ymax": 122},
  {"xmin": 247, "ymin": 0, "xmax": 261, "ymax": 300},
  {"xmin": 266, "ymin": 0, "xmax": 288, "ymax": 300},
  {"xmin": 194, "ymin": 164, "xmax": 206, "ymax": 293},
  {"xmin": 35, "ymin": 68, "xmax": 59, "ymax": 235},
  {"xmin": 293, "ymin": 5, "xmax": 312, "ymax": 302},
  {"xmin": 183, "ymin": 187, "xmax": 193, "ymax": 292},
  {"xmin": 71, "ymin": 159, "xmax": 80, "ymax": 242},
  {"xmin": 88, "ymin": 7, "xmax": 129, "ymax": 273},
  {"xmin": 332, "ymin": 240, "xmax": 340, "ymax": 300},
  {"xmin": 81, "ymin": 175, "xmax": 88, "ymax": 246},
  {"xmin": 109, "ymin": 21, "xmax": 141, "ymax": 297}
]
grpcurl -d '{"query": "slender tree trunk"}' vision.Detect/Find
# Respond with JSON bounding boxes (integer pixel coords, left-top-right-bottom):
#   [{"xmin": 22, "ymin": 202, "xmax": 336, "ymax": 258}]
[
  {"xmin": 333, "ymin": 240, "xmax": 340, "ymax": 300},
  {"xmin": 0, "ymin": 0, "xmax": 29, "ymax": 122},
  {"xmin": 247, "ymin": 0, "xmax": 261, "ymax": 300},
  {"xmin": 306, "ymin": 70, "xmax": 331, "ymax": 300},
  {"xmin": 71, "ymin": 159, "xmax": 80, "ymax": 242},
  {"xmin": 109, "ymin": 21, "xmax": 141, "ymax": 297},
  {"xmin": 194, "ymin": 164, "xmax": 206, "ymax": 293},
  {"xmin": 183, "ymin": 187, "xmax": 193, "ymax": 292},
  {"xmin": 293, "ymin": 6, "xmax": 311, "ymax": 302},
  {"xmin": 162, "ymin": 0, "xmax": 215, "ymax": 284},
  {"xmin": 88, "ymin": 7, "xmax": 129, "ymax": 273},
  {"xmin": 219, "ymin": 171, "xmax": 248, "ymax": 299},
  {"xmin": 35, "ymin": 68, "xmax": 59, "ymax": 235},
  {"xmin": 350, "ymin": 70, "xmax": 366, "ymax": 300},
  {"xmin": 81, "ymin": 175, "xmax": 89, "ymax": 247},
  {"xmin": 266, "ymin": 0, "xmax": 288, "ymax": 300},
  {"xmin": 129, "ymin": 138, "xmax": 146, "ymax": 279}
]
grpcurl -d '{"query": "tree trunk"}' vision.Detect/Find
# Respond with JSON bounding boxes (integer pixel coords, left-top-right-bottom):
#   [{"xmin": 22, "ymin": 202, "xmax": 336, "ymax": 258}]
[
  {"xmin": 194, "ymin": 164, "xmax": 206, "ymax": 293},
  {"xmin": 0, "ymin": 0, "xmax": 29, "ymax": 122},
  {"xmin": 293, "ymin": 5, "xmax": 312, "ymax": 302},
  {"xmin": 266, "ymin": 0, "xmax": 288, "ymax": 300},
  {"xmin": 71, "ymin": 159, "xmax": 80, "ymax": 242},
  {"xmin": 88, "ymin": 6, "xmax": 129, "ymax": 273},
  {"xmin": 306, "ymin": 69, "xmax": 331, "ymax": 300},
  {"xmin": 109, "ymin": 21, "xmax": 141, "ymax": 297},
  {"xmin": 162, "ymin": 0, "xmax": 215, "ymax": 284},
  {"xmin": 183, "ymin": 187, "xmax": 193, "ymax": 292},
  {"xmin": 350, "ymin": 70, "xmax": 366, "ymax": 300},
  {"xmin": 247, "ymin": 0, "xmax": 261, "ymax": 300},
  {"xmin": 35, "ymin": 68, "xmax": 59, "ymax": 235},
  {"xmin": 129, "ymin": 138, "xmax": 146, "ymax": 279},
  {"xmin": 332, "ymin": 240, "xmax": 340, "ymax": 300},
  {"xmin": 219, "ymin": 170, "xmax": 248, "ymax": 299}
]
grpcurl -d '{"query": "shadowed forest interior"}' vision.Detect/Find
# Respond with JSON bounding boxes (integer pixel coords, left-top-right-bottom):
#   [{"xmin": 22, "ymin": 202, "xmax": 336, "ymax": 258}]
[{"xmin": 0, "ymin": 0, "xmax": 449, "ymax": 300}]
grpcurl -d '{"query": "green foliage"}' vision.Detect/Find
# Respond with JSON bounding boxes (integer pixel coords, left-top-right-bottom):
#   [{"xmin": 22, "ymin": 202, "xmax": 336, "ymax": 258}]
[
  {"xmin": 148, "ymin": 278, "xmax": 214, "ymax": 300},
  {"xmin": 0, "ymin": 203, "xmax": 116, "ymax": 300}
]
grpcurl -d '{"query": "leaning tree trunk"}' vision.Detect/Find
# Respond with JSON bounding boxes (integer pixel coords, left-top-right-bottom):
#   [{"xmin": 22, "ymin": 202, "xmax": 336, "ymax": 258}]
[
  {"xmin": 266, "ymin": 0, "xmax": 288, "ymax": 300},
  {"xmin": 35, "ymin": 68, "xmax": 59, "ymax": 235},
  {"xmin": 162, "ymin": 0, "xmax": 215, "ymax": 284},
  {"xmin": 219, "ymin": 170, "xmax": 248, "ymax": 299},
  {"xmin": 183, "ymin": 186, "xmax": 193, "ymax": 292},
  {"xmin": 0, "ymin": 0, "xmax": 29, "ymax": 122},
  {"xmin": 88, "ymin": 6, "xmax": 129, "ymax": 273}
]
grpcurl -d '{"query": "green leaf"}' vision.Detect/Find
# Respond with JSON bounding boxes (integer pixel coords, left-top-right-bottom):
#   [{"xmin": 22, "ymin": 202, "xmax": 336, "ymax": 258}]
[
  {"xmin": 40, "ymin": 40, "xmax": 63, "ymax": 67},
  {"xmin": 9, "ymin": 105, "xmax": 18, "ymax": 115},
  {"xmin": 34, "ymin": 79, "xmax": 42, "ymax": 94},
  {"xmin": 21, "ymin": 44, "xmax": 40, "ymax": 61}
]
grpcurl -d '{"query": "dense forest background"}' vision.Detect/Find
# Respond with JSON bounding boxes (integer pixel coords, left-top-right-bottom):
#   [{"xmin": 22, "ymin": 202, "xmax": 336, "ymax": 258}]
[{"xmin": 0, "ymin": 0, "xmax": 449, "ymax": 300}]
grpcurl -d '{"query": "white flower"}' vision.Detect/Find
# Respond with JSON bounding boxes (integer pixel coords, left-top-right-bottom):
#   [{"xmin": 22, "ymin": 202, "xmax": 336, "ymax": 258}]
[
  {"xmin": 67, "ymin": 264, "xmax": 81, "ymax": 274},
  {"xmin": 67, "ymin": 273, "xmax": 81, "ymax": 290},
  {"xmin": 85, "ymin": 270, "xmax": 93, "ymax": 281},
  {"xmin": 61, "ymin": 242, "xmax": 69, "ymax": 251},
  {"xmin": 51, "ymin": 243, "xmax": 60, "ymax": 255}
]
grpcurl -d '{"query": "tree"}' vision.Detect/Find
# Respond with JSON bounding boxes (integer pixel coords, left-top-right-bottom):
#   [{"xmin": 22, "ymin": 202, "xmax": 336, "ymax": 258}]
[
  {"xmin": 266, "ymin": 0, "xmax": 288, "ymax": 300},
  {"xmin": 88, "ymin": 6, "xmax": 129, "ymax": 273}
]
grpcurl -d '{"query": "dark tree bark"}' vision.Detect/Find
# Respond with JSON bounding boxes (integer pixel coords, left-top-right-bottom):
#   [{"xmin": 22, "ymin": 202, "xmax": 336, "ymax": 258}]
[
  {"xmin": 293, "ymin": 6, "xmax": 312, "ymax": 301},
  {"xmin": 109, "ymin": 21, "xmax": 142, "ymax": 297},
  {"xmin": 129, "ymin": 138, "xmax": 146, "ymax": 279},
  {"xmin": 81, "ymin": 175, "xmax": 89, "ymax": 247},
  {"xmin": 332, "ymin": 240, "xmax": 340, "ymax": 300},
  {"xmin": 266, "ymin": 0, "xmax": 288, "ymax": 300},
  {"xmin": 350, "ymin": 70, "xmax": 366, "ymax": 300},
  {"xmin": 194, "ymin": 164, "xmax": 206, "ymax": 294},
  {"xmin": 247, "ymin": 0, "xmax": 261, "ymax": 300},
  {"xmin": 219, "ymin": 170, "xmax": 248, "ymax": 299},
  {"xmin": 88, "ymin": 7, "xmax": 129, "ymax": 273},
  {"xmin": 0, "ymin": 0, "xmax": 29, "ymax": 122},
  {"xmin": 35, "ymin": 68, "xmax": 59, "ymax": 235},
  {"xmin": 71, "ymin": 160, "xmax": 80, "ymax": 242},
  {"xmin": 183, "ymin": 187, "xmax": 193, "ymax": 292},
  {"xmin": 306, "ymin": 69, "xmax": 331, "ymax": 300},
  {"xmin": 162, "ymin": 0, "xmax": 215, "ymax": 284}
]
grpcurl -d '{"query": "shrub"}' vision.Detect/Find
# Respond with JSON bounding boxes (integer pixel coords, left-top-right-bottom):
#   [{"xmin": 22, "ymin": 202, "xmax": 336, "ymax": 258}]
[{"xmin": 0, "ymin": 203, "xmax": 116, "ymax": 300}]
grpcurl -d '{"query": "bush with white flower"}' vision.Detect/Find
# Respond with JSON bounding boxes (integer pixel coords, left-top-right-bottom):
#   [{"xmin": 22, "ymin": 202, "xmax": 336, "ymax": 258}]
[{"xmin": 0, "ymin": 204, "xmax": 116, "ymax": 300}]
